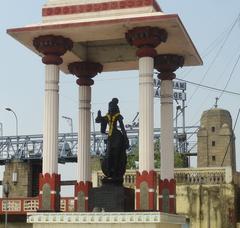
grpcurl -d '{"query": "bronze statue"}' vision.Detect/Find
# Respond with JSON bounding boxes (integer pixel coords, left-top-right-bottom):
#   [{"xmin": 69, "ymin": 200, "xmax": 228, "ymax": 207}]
[{"xmin": 96, "ymin": 98, "xmax": 129, "ymax": 183}]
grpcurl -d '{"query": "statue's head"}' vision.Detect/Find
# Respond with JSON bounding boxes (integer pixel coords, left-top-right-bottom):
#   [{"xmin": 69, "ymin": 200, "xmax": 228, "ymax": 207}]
[{"xmin": 108, "ymin": 98, "xmax": 120, "ymax": 114}]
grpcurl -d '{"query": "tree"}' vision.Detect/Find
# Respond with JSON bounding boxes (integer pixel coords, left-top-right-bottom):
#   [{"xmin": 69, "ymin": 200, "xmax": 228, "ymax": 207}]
[
  {"xmin": 126, "ymin": 141, "xmax": 139, "ymax": 169},
  {"xmin": 126, "ymin": 139, "xmax": 187, "ymax": 169}
]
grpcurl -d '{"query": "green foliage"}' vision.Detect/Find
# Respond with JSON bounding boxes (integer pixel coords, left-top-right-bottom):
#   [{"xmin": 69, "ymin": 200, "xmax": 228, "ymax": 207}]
[
  {"xmin": 174, "ymin": 152, "xmax": 188, "ymax": 168},
  {"xmin": 126, "ymin": 139, "xmax": 187, "ymax": 169},
  {"xmin": 126, "ymin": 142, "xmax": 139, "ymax": 169},
  {"xmin": 90, "ymin": 156, "xmax": 101, "ymax": 171}
]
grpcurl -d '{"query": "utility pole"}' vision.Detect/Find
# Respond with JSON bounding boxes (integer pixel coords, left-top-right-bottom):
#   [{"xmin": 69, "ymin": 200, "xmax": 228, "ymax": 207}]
[
  {"xmin": 92, "ymin": 112, "xmax": 96, "ymax": 154},
  {"xmin": 62, "ymin": 115, "xmax": 73, "ymax": 146},
  {"xmin": 214, "ymin": 97, "xmax": 219, "ymax": 108},
  {"xmin": 3, "ymin": 182, "xmax": 10, "ymax": 228}
]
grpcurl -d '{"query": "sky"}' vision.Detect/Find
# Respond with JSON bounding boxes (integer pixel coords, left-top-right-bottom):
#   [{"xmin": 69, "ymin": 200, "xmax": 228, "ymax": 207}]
[{"xmin": 1, "ymin": 1, "xmax": 240, "ymax": 195}]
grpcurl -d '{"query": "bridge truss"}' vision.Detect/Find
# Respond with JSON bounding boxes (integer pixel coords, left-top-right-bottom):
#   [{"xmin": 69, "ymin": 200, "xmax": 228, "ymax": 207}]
[{"xmin": 0, "ymin": 126, "xmax": 198, "ymax": 165}]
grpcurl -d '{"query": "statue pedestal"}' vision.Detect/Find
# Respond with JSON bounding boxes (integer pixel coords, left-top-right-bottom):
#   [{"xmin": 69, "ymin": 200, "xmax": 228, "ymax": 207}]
[
  {"xmin": 89, "ymin": 182, "xmax": 134, "ymax": 212},
  {"xmin": 27, "ymin": 212, "xmax": 187, "ymax": 228}
]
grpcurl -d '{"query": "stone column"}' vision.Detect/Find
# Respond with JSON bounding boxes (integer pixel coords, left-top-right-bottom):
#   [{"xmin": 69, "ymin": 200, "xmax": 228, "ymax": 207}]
[
  {"xmin": 154, "ymin": 54, "xmax": 184, "ymax": 213},
  {"xmin": 126, "ymin": 27, "xmax": 167, "ymax": 210},
  {"xmin": 33, "ymin": 35, "xmax": 73, "ymax": 211},
  {"xmin": 68, "ymin": 61, "xmax": 102, "ymax": 212}
]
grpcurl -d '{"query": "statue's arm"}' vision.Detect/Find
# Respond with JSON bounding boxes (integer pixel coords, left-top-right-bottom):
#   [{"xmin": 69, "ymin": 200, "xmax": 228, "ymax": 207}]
[{"xmin": 95, "ymin": 110, "xmax": 108, "ymax": 134}]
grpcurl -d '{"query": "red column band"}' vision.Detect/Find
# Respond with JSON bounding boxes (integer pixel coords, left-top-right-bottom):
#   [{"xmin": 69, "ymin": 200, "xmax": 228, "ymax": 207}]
[
  {"xmin": 159, "ymin": 179, "xmax": 176, "ymax": 213},
  {"xmin": 74, "ymin": 181, "xmax": 92, "ymax": 212},
  {"xmin": 39, "ymin": 173, "xmax": 61, "ymax": 211},
  {"xmin": 136, "ymin": 170, "xmax": 157, "ymax": 210}
]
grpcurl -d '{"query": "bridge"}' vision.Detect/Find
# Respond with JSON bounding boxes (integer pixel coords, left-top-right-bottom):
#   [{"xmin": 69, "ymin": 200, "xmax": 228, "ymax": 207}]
[{"xmin": 0, "ymin": 126, "xmax": 198, "ymax": 165}]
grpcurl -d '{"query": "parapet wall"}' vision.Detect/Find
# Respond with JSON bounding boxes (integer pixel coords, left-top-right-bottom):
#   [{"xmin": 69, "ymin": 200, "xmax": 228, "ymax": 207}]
[
  {"xmin": 94, "ymin": 166, "xmax": 234, "ymax": 187},
  {"xmin": 94, "ymin": 167, "xmax": 238, "ymax": 228}
]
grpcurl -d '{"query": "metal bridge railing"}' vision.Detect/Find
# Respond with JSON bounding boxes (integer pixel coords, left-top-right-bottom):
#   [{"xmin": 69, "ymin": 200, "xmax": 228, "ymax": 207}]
[{"xmin": 0, "ymin": 126, "xmax": 198, "ymax": 164}]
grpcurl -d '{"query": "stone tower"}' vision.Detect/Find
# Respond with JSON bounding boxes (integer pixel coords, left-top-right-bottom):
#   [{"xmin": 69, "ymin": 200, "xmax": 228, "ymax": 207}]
[
  {"xmin": 3, "ymin": 160, "xmax": 42, "ymax": 197},
  {"xmin": 197, "ymin": 108, "xmax": 236, "ymax": 169}
]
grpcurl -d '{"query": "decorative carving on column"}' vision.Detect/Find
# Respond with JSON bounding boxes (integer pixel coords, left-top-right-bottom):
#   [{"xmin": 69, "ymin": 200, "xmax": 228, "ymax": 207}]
[
  {"xmin": 33, "ymin": 35, "xmax": 73, "ymax": 65},
  {"xmin": 154, "ymin": 54, "xmax": 184, "ymax": 80},
  {"xmin": 68, "ymin": 61, "xmax": 103, "ymax": 212},
  {"xmin": 68, "ymin": 61, "xmax": 103, "ymax": 86},
  {"xmin": 155, "ymin": 54, "xmax": 184, "ymax": 213},
  {"xmin": 126, "ymin": 27, "xmax": 167, "ymax": 210},
  {"xmin": 33, "ymin": 34, "xmax": 73, "ymax": 212},
  {"xmin": 125, "ymin": 26, "xmax": 167, "ymax": 58}
]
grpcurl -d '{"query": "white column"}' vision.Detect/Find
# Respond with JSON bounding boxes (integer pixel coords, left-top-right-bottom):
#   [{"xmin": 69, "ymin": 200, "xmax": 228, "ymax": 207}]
[
  {"xmin": 43, "ymin": 65, "xmax": 59, "ymax": 174},
  {"xmin": 77, "ymin": 86, "xmax": 91, "ymax": 182},
  {"xmin": 160, "ymin": 80, "xmax": 174, "ymax": 180},
  {"xmin": 138, "ymin": 57, "xmax": 154, "ymax": 172}
]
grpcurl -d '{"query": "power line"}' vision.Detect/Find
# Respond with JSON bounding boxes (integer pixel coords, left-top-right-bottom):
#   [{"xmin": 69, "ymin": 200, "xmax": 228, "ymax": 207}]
[
  {"xmin": 180, "ymin": 24, "xmax": 233, "ymax": 80},
  {"xmin": 186, "ymin": 120, "xmax": 200, "ymax": 141},
  {"xmin": 218, "ymin": 52, "xmax": 240, "ymax": 99},
  {"xmin": 178, "ymin": 45, "xmax": 240, "ymax": 125},
  {"xmin": 176, "ymin": 78, "xmax": 240, "ymax": 96},
  {"xmin": 221, "ymin": 108, "xmax": 240, "ymax": 166},
  {"xmin": 187, "ymin": 13, "xmax": 240, "ymax": 104}
]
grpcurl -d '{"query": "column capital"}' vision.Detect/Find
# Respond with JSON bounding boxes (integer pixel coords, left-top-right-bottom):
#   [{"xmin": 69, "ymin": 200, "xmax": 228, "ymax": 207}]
[
  {"xmin": 125, "ymin": 26, "xmax": 167, "ymax": 58},
  {"xmin": 33, "ymin": 35, "xmax": 73, "ymax": 65},
  {"xmin": 155, "ymin": 54, "xmax": 184, "ymax": 80},
  {"xmin": 68, "ymin": 61, "xmax": 103, "ymax": 86}
]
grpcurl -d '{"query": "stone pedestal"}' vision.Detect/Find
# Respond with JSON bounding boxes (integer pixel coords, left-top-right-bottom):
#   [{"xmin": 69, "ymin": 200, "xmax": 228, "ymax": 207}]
[
  {"xmin": 27, "ymin": 212, "xmax": 187, "ymax": 228},
  {"xmin": 89, "ymin": 184, "xmax": 134, "ymax": 212}
]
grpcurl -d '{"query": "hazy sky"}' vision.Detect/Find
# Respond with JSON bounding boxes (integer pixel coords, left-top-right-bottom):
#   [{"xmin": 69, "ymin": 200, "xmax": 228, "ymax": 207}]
[{"xmin": 1, "ymin": 1, "xmax": 240, "ymax": 194}]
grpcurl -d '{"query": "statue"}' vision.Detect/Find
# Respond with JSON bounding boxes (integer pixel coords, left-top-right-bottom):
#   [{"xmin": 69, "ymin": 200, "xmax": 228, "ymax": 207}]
[{"xmin": 95, "ymin": 98, "xmax": 129, "ymax": 184}]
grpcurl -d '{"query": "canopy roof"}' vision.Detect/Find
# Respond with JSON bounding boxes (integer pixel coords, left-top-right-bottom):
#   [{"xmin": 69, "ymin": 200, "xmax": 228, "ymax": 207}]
[{"xmin": 7, "ymin": 12, "xmax": 202, "ymax": 73}]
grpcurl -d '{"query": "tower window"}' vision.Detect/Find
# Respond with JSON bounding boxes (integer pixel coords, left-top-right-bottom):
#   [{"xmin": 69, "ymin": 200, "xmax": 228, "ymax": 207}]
[
  {"xmin": 212, "ymin": 141, "xmax": 216, "ymax": 146},
  {"xmin": 212, "ymin": 155, "xmax": 216, "ymax": 161},
  {"xmin": 211, "ymin": 126, "xmax": 215, "ymax": 132}
]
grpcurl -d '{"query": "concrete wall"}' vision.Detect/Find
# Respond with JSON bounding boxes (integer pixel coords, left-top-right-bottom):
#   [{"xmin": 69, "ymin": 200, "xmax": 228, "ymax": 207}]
[
  {"xmin": 3, "ymin": 160, "xmax": 32, "ymax": 197},
  {"xmin": 176, "ymin": 184, "xmax": 236, "ymax": 228},
  {"xmin": 2, "ymin": 160, "xmax": 41, "ymax": 197}
]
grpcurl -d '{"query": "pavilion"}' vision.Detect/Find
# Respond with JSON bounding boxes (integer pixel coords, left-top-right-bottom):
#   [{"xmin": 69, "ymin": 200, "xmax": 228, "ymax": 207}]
[{"xmin": 7, "ymin": 0, "xmax": 202, "ymax": 227}]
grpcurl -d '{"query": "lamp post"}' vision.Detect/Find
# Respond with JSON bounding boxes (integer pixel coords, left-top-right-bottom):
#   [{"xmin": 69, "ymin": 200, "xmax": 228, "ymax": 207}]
[
  {"xmin": 5, "ymin": 108, "xmax": 19, "ymax": 152},
  {"xmin": 0, "ymin": 122, "xmax": 3, "ymax": 137},
  {"xmin": 3, "ymin": 182, "xmax": 10, "ymax": 228},
  {"xmin": 62, "ymin": 115, "xmax": 73, "ymax": 144}
]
